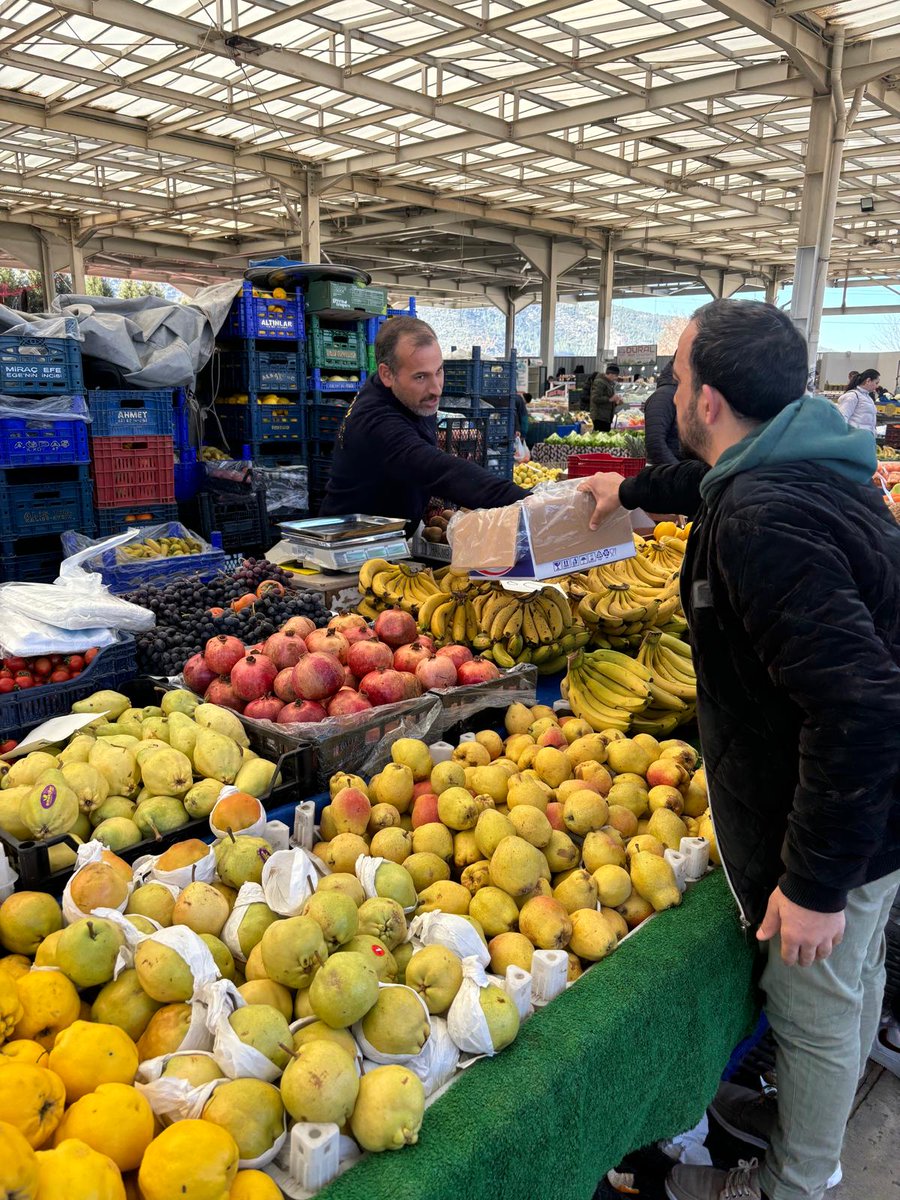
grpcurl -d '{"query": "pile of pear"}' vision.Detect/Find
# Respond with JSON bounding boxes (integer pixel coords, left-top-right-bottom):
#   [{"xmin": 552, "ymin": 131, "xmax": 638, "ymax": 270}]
[
  {"xmin": 314, "ymin": 702, "xmax": 717, "ymax": 982},
  {"xmin": 0, "ymin": 688, "xmax": 281, "ymax": 863}
]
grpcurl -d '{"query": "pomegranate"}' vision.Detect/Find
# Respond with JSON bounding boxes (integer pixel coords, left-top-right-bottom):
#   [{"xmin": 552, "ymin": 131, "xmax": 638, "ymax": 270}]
[
  {"xmin": 416, "ymin": 656, "xmax": 458, "ymax": 689},
  {"xmin": 247, "ymin": 643, "xmax": 265, "ymax": 655},
  {"xmin": 273, "ymin": 668, "xmax": 297, "ymax": 703},
  {"xmin": 204, "ymin": 677, "xmax": 245, "ymax": 712},
  {"xmin": 344, "ymin": 624, "xmax": 377, "ymax": 646},
  {"xmin": 436, "ymin": 644, "xmax": 474, "ymax": 669},
  {"xmin": 244, "ymin": 694, "xmax": 285, "ymax": 721},
  {"xmin": 263, "ymin": 629, "xmax": 308, "ymax": 671},
  {"xmin": 456, "ymin": 657, "xmax": 501, "ymax": 684},
  {"xmin": 342, "ymin": 667, "xmax": 360, "ymax": 690},
  {"xmin": 347, "ymin": 639, "xmax": 393, "ymax": 678},
  {"xmin": 326, "ymin": 688, "xmax": 374, "ymax": 717},
  {"xmin": 305, "ymin": 628, "xmax": 350, "ymax": 663},
  {"xmin": 358, "ymin": 668, "xmax": 407, "ymax": 706},
  {"xmin": 292, "ymin": 652, "xmax": 345, "ymax": 701},
  {"xmin": 397, "ymin": 671, "xmax": 422, "ymax": 699},
  {"xmin": 231, "ymin": 653, "xmax": 278, "ymax": 701},
  {"xmin": 416, "ymin": 633, "xmax": 436, "ymax": 652},
  {"xmin": 282, "ymin": 615, "xmax": 316, "ymax": 639},
  {"xmin": 184, "ymin": 652, "xmax": 218, "ymax": 695},
  {"xmin": 277, "ymin": 700, "xmax": 327, "ymax": 725},
  {"xmin": 204, "ymin": 635, "xmax": 246, "ymax": 675},
  {"xmin": 393, "ymin": 641, "xmax": 434, "ymax": 673},
  {"xmin": 327, "ymin": 613, "xmax": 368, "ymax": 636},
  {"xmin": 374, "ymin": 609, "xmax": 418, "ymax": 648}
]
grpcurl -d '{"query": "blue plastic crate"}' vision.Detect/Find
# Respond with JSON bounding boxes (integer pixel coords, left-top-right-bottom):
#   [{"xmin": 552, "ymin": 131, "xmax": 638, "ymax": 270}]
[
  {"xmin": 0, "ymin": 636, "xmax": 137, "ymax": 741},
  {"xmin": 71, "ymin": 521, "xmax": 227, "ymax": 593},
  {"xmin": 442, "ymin": 348, "xmax": 517, "ymax": 398},
  {"xmin": 173, "ymin": 387, "xmax": 190, "ymax": 457},
  {"xmin": 220, "ymin": 346, "xmax": 306, "ymax": 395},
  {"xmin": 0, "ymin": 467, "xmax": 93, "ymax": 538},
  {"xmin": 224, "ymin": 282, "xmax": 303, "ymax": 341},
  {"xmin": 0, "ymin": 395, "xmax": 90, "ymax": 466},
  {"xmin": 95, "ymin": 502, "xmax": 179, "ymax": 537},
  {"xmin": 0, "ymin": 329, "xmax": 84, "ymax": 394},
  {"xmin": 307, "ymin": 369, "xmax": 365, "ymax": 393},
  {"xmin": 88, "ymin": 389, "xmax": 174, "ymax": 437},
  {"xmin": 0, "ymin": 534, "xmax": 63, "ymax": 584},
  {"xmin": 364, "ymin": 299, "xmax": 417, "ymax": 345},
  {"xmin": 254, "ymin": 451, "xmax": 307, "ymax": 467},
  {"xmin": 310, "ymin": 400, "xmax": 354, "ymax": 443},
  {"xmin": 217, "ymin": 396, "xmax": 307, "ymax": 441},
  {"xmin": 174, "ymin": 458, "xmax": 204, "ymax": 503}
]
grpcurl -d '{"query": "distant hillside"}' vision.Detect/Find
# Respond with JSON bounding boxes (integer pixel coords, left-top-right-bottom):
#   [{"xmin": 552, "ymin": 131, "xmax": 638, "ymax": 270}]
[{"xmin": 418, "ymin": 301, "xmax": 683, "ymax": 358}]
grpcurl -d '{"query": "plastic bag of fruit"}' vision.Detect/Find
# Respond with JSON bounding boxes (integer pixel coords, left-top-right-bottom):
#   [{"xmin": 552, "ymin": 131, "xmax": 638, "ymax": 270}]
[
  {"xmin": 203, "ymin": 978, "xmax": 285, "ymax": 1083},
  {"xmin": 135, "ymin": 1047, "xmax": 220, "ymax": 1122},
  {"xmin": 62, "ymin": 521, "xmax": 213, "ymax": 565},
  {"xmin": 260, "ymin": 846, "xmax": 322, "ymax": 917},
  {"xmin": 408, "ymin": 911, "xmax": 490, "ymax": 967}
]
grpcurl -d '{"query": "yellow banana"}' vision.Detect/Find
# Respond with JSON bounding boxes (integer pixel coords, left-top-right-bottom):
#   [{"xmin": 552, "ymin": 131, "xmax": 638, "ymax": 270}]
[{"xmin": 452, "ymin": 602, "xmax": 468, "ymax": 645}]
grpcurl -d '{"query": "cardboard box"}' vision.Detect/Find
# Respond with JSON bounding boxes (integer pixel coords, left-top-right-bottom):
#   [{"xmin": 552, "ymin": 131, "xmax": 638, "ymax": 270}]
[{"xmin": 450, "ymin": 487, "xmax": 636, "ymax": 580}]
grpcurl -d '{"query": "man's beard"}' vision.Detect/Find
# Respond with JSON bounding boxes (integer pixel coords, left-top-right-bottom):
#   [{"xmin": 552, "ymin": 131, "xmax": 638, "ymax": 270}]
[{"xmin": 678, "ymin": 391, "xmax": 711, "ymax": 462}]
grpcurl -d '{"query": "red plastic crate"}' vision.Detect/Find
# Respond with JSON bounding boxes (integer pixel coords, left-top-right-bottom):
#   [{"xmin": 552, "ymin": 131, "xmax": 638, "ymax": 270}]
[
  {"xmin": 567, "ymin": 453, "xmax": 646, "ymax": 478},
  {"xmin": 91, "ymin": 435, "xmax": 175, "ymax": 506}
]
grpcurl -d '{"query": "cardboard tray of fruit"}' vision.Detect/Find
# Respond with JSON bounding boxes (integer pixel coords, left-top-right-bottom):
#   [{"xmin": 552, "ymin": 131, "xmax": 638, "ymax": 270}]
[
  {"xmin": 0, "ymin": 677, "xmax": 308, "ymax": 892},
  {"xmin": 428, "ymin": 663, "xmax": 538, "ymax": 737}
]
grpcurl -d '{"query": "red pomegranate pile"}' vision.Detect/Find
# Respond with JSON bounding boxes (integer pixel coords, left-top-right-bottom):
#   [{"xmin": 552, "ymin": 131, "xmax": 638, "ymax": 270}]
[{"xmin": 183, "ymin": 609, "xmax": 501, "ymax": 725}]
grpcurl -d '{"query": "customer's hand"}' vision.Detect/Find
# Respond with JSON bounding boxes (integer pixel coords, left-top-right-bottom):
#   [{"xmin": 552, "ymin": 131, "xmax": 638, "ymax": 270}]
[
  {"xmin": 756, "ymin": 886, "xmax": 845, "ymax": 966},
  {"xmin": 577, "ymin": 473, "xmax": 626, "ymax": 530}
]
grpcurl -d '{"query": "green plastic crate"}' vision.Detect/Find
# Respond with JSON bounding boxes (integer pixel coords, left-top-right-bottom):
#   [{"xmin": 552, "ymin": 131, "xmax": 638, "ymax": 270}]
[
  {"xmin": 306, "ymin": 281, "xmax": 387, "ymax": 317},
  {"xmin": 307, "ymin": 316, "xmax": 367, "ymax": 370}
]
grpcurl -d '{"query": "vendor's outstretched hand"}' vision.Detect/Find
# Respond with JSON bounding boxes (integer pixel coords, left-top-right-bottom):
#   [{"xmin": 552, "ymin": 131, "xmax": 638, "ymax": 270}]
[
  {"xmin": 577, "ymin": 472, "xmax": 625, "ymax": 530},
  {"xmin": 757, "ymin": 886, "xmax": 845, "ymax": 966}
]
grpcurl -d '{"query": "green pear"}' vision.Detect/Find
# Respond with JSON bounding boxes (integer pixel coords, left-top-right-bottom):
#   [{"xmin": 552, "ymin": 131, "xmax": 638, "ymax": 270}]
[
  {"xmin": 89, "ymin": 741, "xmax": 140, "ymax": 797},
  {"xmin": 61, "ymin": 762, "xmax": 109, "ymax": 815},
  {"xmin": 133, "ymin": 740, "xmax": 170, "ymax": 767},
  {"xmin": 134, "ymin": 937, "xmax": 196, "ymax": 1002},
  {"xmin": 72, "ymin": 690, "xmax": 131, "ymax": 719},
  {"xmin": 92, "ymin": 816, "xmax": 143, "ymax": 851},
  {"xmin": 184, "ymin": 778, "xmax": 223, "ymax": 819},
  {"xmin": 167, "ymin": 712, "xmax": 199, "ymax": 760},
  {"xmin": 199, "ymin": 933, "xmax": 235, "ymax": 980},
  {"xmin": 101, "ymin": 735, "xmax": 141, "ymax": 751},
  {"xmin": 57, "ymin": 734, "xmax": 95, "ymax": 766},
  {"xmin": 56, "ymin": 916, "xmax": 123, "ymax": 988},
  {"xmin": 134, "ymin": 796, "xmax": 189, "ymax": 838},
  {"xmin": 162, "ymin": 689, "xmax": 200, "ymax": 718},
  {"xmin": 118, "ymin": 709, "xmax": 146, "ymax": 739},
  {"xmin": 231, "ymin": 901, "xmax": 279, "ymax": 960},
  {"xmin": 234, "ymin": 758, "xmax": 280, "ymax": 799},
  {"xmin": 228, "ymin": 1004, "xmax": 292, "ymax": 1068},
  {"xmin": 5, "ymin": 751, "xmax": 59, "ymax": 789},
  {"xmin": 194, "ymin": 703, "xmax": 250, "ymax": 748},
  {"xmin": 141, "ymin": 716, "xmax": 171, "ymax": 743},
  {"xmin": 91, "ymin": 968, "xmax": 161, "ymax": 1041},
  {"xmin": 126, "ymin": 882, "xmax": 177, "ymax": 926},
  {"xmin": 193, "ymin": 730, "xmax": 242, "ymax": 786},
  {"xmin": 19, "ymin": 770, "xmax": 80, "ymax": 839},
  {"xmin": 140, "ymin": 747, "xmax": 193, "ymax": 797},
  {"xmin": 89, "ymin": 795, "xmax": 136, "ymax": 826},
  {"xmin": 214, "ymin": 833, "xmax": 272, "ymax": 889},
  {"xmin": 160, "ymin": 1053, "xmax": 223, "ymax": 1086},
  {"xmin": 142, "ymin": 706, "xmax": 164, "ymax": 719}
]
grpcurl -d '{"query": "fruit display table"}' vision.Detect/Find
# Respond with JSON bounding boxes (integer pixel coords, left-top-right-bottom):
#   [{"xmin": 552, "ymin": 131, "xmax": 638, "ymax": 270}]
[{"xmin": 318, "ymin": 871, "xmax": 758, "ymax": 1200}]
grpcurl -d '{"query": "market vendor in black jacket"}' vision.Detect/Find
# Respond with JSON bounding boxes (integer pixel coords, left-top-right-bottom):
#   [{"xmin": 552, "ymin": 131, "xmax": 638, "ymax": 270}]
[
  {"xmin": 321, "ymin": 317, "xmax": 527, "ymax": 527},
  {"xmin": 578, "ymin": 300, "xmax": 900, "ymax": 1200}
]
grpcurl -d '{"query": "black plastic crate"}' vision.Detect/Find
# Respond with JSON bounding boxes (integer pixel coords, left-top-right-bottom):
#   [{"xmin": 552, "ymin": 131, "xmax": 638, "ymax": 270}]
[
  {"xmin": 0, "ymin": 534, "xmax": 64, "ymax": 584},
  {"xmin": 219, "ymin": 346, "xmax": 306, "ymax": 395},
  {"xmin": 216, "ymin": 396, "xmax": 307, "ymax": 448},
  {"xmin": 95, "ymin": 502, "xmax": 179, "ymax": 537},
  {"xmin": 0, "ymin": 465, "xmax": 94, "ymax": 537},
  {"xmin": 198, "ymin": 487, "xmax": 269, "ymax": 554},
  {"xmin": 310, "ymin": 401, "xmax": 352, "ymax": 443},
  {"xmin": 437, "ymin": 417, "xmax": 487, "ymax": 465}
]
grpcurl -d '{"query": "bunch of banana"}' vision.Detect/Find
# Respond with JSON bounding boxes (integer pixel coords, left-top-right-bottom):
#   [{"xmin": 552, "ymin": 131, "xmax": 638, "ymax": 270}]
[
  {"xmin": 468, "ymin": 585, "xmax": 588, "ymax": 673},
  {"xmin": 632, "ymin": 629, "xmax": 697, "ymax": 734},
  {"xmin": 356, "ymin": 558, "xmax": 448, "ymax": 620},
  {"xmin": 119, "ymin": 534, "xmax": 204, "ymax": 559},
  {"xmin": 563, "ymin": 648, "xmax": 653, "ymax": 732},
  {"xmin": 418, "ymin": 590, "xmax": 481, "ymax": 647},
  {"xmin": 637, "ymin": 534, "xmax": 686, "ymax": 572}
]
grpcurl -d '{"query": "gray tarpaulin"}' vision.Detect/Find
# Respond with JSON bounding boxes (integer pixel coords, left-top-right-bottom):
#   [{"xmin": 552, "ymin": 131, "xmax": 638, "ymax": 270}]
[{"xmin": 0, "ymin": 280, "xmax": 241, "ymax": 389}]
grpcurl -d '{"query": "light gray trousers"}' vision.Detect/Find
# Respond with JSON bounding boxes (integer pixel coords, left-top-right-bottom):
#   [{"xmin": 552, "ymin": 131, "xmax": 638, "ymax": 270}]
[{"xmin": 758, "ymin": 868, "xmax": 900, "ymax": 1200}]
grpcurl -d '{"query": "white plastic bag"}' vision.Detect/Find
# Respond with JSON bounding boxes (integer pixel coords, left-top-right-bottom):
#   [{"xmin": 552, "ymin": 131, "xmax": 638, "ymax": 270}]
[
  {"xmin": 261, "ymin": 848, "xmax": 321, "ymax": 917},
  {"xmin": 221, "ymin": 882, "xmax": 269, "ymax": 964},
  {"xmin": 355, "ymin": 855, "xmax": 417, "ymax": 915},
  {"xmin": 352, "ymin": 983, "xmax": 431, "ymax": 1065},
  {"xmin": 209, "ymin": 788, "xmax": 266, "ymax": 841},
  {"xmin": 132, "ymin": 845, "xmax": 216, "ymax": 890},
  {"xmin": 135, "ymin": 1049, "xmax": 221, "ymax": 1124},
  {"xmin": 514, "ymin": 433, "xmax": 530, "ymax": 464},
  {"xmin": 62, "ymin": 841, "xmax": 133, "ymax": 924},
  {"xmin": 446, "ymin": 956, "xmax": 502, "ymax": 1056},
  {"xmin": 200, "ymin": 978, "xmax": 285, "ymax": 1083},
  {"xmin": 408, "ymin": 912, "xmax": 490, "ymax": 967},
  {"xmin": 405, "ymin": 1016, "xmax": 460, "ymax": 1097},
  {"xmin": 136, "ymin": 926, "xmax": 219, "ymax": 1000}
]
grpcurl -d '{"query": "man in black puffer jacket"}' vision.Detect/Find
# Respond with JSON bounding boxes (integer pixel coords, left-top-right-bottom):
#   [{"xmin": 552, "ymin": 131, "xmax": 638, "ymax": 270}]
[
  {"xmin": 644, "ymin": 358, "xmax": 680, "ymax": 465},
  {"xmin": 579, "ymin": 300, "xmax": 900, "ymax": 1200}
]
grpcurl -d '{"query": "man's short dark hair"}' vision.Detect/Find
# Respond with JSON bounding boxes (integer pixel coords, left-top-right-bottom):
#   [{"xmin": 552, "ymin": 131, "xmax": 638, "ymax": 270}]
[
  {"xmin": 606, "ymin": 362, "xmax": 620, "ymax": 374},
  {"xmin": 689, "ymin": 300, "xmax": 808, "ymax": 421},
  {"xmin": 375, "ymin": 317, "xmax": 439, "ymax": 372},
  {"xmin": 857, "ymin": 368, "xmax": 880, "ymax": 384}
]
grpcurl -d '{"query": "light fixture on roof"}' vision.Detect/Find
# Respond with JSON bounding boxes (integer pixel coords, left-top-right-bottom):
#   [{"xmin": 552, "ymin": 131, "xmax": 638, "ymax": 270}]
[{"xmin": 860, "ymin": 196, "xmax": 875, "ymax": 213}]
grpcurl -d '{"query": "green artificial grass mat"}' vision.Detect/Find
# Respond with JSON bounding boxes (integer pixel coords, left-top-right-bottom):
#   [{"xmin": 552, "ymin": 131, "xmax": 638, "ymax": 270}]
[{"xmin": 319, "ymin": 871, "xmax": 759, "ymax": 1200}]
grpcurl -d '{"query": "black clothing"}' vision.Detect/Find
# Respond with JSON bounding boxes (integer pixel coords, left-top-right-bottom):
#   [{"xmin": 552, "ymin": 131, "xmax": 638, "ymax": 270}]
[
  {"xmin": 619, "ymin": 460, "xmax": 900, "ymax": 926},
  {"xmin": 590, "ymin": 374, "xmax": 617, "ymax": 427},
  {"xmin": 514, "ymin": 393, "xmax": 528, "ymax": 436},
  {"xmin": 320, "ymin": 375, "xmax": 527, "ymax": 526},
  {"xmin": 643, "ymin": 361, "xmax": 681, "ymax": 466}
]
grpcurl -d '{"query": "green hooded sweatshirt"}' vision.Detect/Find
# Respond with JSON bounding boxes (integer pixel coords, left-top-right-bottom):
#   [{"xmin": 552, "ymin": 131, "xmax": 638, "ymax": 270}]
[{"xmin": 699, "ymin": 393, "xmax": 877, "ymax": 502}]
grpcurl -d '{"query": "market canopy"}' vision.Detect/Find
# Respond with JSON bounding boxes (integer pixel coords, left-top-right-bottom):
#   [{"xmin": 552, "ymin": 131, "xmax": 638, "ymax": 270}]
[{"xmin": 0, "ymin": 0, "xmax": 898, "ymax": 300}]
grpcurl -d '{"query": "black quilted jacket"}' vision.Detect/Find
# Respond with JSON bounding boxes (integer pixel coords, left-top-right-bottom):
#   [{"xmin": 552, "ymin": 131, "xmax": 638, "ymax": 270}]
[{"xmin": 620, "ymin": 459, "xmax": 900, "ymax": 926}]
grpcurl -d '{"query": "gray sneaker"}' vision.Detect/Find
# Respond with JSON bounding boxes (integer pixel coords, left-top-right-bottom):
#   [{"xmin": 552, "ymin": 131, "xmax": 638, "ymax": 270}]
[
  {"xmin": 709, "ymin": 1083, "xmax": 776, "ymax": 1150},
  {"xmin": 665, "ymin": 1158, "xmax": 763, "ymax": 1200}
]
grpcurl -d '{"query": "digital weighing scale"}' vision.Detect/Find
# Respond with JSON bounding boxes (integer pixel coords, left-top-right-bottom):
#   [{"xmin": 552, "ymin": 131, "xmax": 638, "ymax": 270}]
[{"xmin": 277, "ymin": 515, "xmax": 410, "ymax": 572}]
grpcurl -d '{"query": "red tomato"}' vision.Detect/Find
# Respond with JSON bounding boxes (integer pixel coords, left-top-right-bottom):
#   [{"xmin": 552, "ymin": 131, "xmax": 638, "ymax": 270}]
[
  {"xmin": 0, "ymin": 739, "xmax": 17, "ymax": 754},
  {"xmin": 50, "ymin": 654, "xmax": 63, "ymax": 665},
  {"xmin": 0, "ymin": 668, "xmax": 12, "ymax": 681},
  {"xmin": 32, "ymin": 657, "xmax": 52, "ymax": 678},
  {"xmin": 50, "ymin": 668, "xmax": 71, "ymax": 683},
  {"xmin": 14, "ymin": 672, "xmax": 34, "ymax": 689},
  {"xmin": 65, "ymin": 655, "xmax": 85, "ymax": 671},
  {"xmin": 0, "ymin": 678, "xmax": 14, "ymax": 693},
  {"xmin": 84, "ymin": 647, "xmax": 99, "ymax": 664},
  {"xmin": 4, "ymin": 656, "xmax": 26, "ymax": 672}
]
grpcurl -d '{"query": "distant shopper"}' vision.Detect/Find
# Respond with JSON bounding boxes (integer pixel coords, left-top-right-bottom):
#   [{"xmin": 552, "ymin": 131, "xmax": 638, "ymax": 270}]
[
  {"xmin": 590, "ymin": 362, "xmax": 621, "ymax": 432},
  {"xmin": 514, "ymin": 391, "xmax": 530, "ymax": 437},
  {"xmin": 838, "ymin": 368, "xmax": 880, "ymax": 436},
  {"xmin": 643, "ymin": 359, "xmax": 680, "ymax": 465}
]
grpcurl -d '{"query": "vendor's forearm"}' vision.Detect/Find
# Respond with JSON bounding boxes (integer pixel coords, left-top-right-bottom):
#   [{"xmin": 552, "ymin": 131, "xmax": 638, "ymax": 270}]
[{"xmin": 618, "ymin": 460, "xmax": 707, "ymax": 517}]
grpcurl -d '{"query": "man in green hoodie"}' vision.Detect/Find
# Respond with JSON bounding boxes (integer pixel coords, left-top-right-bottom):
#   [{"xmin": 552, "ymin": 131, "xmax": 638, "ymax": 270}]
[{"xmin": 578, "ymin": 300, "xmax": 900, "ymax": 1200}]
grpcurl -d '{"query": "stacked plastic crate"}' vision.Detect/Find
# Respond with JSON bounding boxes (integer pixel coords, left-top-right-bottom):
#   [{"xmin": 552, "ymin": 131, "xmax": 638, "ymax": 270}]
[
  {"xmin": 305, "ymin": 280, "xmax": 389, "ymax": 515},
  {"xmin": 439, "ymin": 346, "xmax": 518, "ymax": 479},
  {"xmin": 0, "ymin": 323, "xmax": 93, "ymax": 582},
  {"xmin": 87, "ymin": 390, "xmax": 177, "ymax": 536},
  {"xmin": 215, "ymin": 283, "xmax": 307, "ymax": 466}
]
